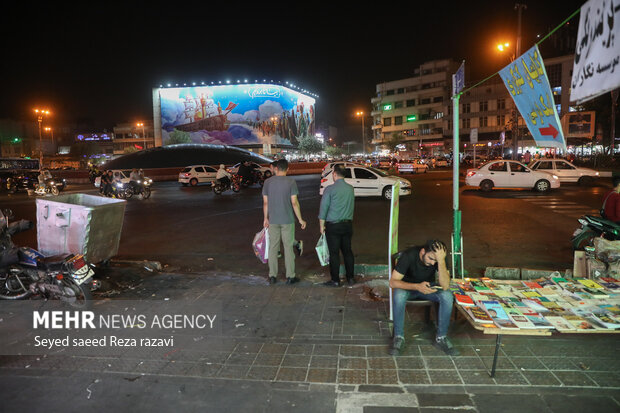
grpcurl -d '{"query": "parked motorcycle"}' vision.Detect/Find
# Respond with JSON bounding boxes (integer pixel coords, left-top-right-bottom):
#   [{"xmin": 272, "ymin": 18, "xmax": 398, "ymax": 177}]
[
  {"xmin": 121, "ymin": 180, "xmax": 152, "ymax": 200},
  {"xmin": 212, "ymin": 174, "xmax": 241, "ymax": 195},
  {"xmin": 0, "ymin": 209, "xmax": 95, "ymax": 308},
  {"xmin": 572, "ymin": 214, "xmax": 620, "ymax": 250}
]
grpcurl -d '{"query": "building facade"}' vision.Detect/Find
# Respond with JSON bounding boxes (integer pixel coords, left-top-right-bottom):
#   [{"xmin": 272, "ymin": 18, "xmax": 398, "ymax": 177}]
[{"xmin": 112, "ymin": 121, "xmax": 155, "ymax": 155}]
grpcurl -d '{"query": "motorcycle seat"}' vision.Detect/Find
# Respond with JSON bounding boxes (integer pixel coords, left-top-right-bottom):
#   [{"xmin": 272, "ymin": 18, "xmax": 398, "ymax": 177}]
[{"xmin": 37, "ymin": 254, "xmax": 67, "ymax": 270}]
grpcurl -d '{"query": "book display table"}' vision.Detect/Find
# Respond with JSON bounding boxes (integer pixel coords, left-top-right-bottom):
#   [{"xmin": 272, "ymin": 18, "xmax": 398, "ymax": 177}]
[{"xmin": 451, "ymin": 276, "xmax": 620, "ymax": 378}]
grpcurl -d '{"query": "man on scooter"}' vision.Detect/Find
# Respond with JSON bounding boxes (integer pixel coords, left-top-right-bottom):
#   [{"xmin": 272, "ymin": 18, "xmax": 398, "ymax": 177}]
[{"xmin": 216, "ymin": 164, "xmax": 231, "ymax": 188}]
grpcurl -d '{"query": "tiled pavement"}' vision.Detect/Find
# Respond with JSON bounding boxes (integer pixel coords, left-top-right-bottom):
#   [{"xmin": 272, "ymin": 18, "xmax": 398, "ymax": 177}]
[{"xmin": 1, "ymin": 272, "xmax": 619, "ymax": 412}]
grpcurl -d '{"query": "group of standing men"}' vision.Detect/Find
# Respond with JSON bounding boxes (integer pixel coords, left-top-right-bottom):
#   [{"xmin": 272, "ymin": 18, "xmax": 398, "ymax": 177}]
[{"xmin": 261, "ymin": 161, "xmax": 458, "ymax": 356}]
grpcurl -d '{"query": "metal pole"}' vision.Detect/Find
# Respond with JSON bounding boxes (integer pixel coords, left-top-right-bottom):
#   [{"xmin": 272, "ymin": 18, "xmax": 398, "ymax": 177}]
[
  {"xmin": 513, "ymin": 3, "xmax": 527, "ymax": 160},
  {"xmin": 452, "ymin": 93, "xmax": 463, "ymax": 278},
  {"xmin": 38, "ymin": 117, "xmax": 43, "ymax": 168},
  {"xmin": 361, "ymin": 116, "xmax": 366, "ymax": 154}
]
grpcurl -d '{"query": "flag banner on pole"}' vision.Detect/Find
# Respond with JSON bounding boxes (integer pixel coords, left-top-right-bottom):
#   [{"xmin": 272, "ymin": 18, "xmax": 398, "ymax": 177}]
[
  {"xmin": 499, "ymin": 45, "xmax": 567, "ymax": 151},
  {"xmin": 452, "ymin": 62, "xmax": 465, "ymax": 96},
  {"xmin": 571, "ymin": 0, "xmax": 620, "ymax": 104}
]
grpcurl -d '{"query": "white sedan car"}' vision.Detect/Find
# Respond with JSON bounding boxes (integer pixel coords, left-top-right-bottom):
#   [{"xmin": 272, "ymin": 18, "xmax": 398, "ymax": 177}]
[
  {"xmin": 465, "ymin": 160, "xmax": 560, "ymax": 192},
  {"xmin": 178, "ymin": 165, "xmax": 218, "ymax": 186},
  {"xmin": 397, "ymin": 160, "xmax": 428, "ymax": 174},
  {"xmin": 320, "ymin": 165, "xmax": 411, "ymax": 200},
  {"xmin": 321, "ymin": 161, "xmax": 364, "ymax": 178},
  {"xmin": 528, "ymin": 159, "xmax": 599, "ymax": 185}
]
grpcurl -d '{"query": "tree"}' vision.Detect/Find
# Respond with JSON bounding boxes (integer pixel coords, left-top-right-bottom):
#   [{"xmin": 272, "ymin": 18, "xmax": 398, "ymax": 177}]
[
  {"xmin": 325, "ymin": 146, "xmax": 344, "ymax": 157},
  {"xmin": 385, "ymin": 133, "xmax": 402, "ymax": 152},
  {"xmin": 297, "ymin": 134, "xmax": 324, "ymax": 157},
  {"xmin": 167, "ymin": 130, "xmax": 192, "ymax": 145}
]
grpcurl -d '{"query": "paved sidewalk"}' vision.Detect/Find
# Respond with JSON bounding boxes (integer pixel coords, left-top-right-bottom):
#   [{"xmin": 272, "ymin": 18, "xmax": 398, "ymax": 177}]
[{"xmin": 1, "ymin": 270, "xmax": 619, "ymax": 412}]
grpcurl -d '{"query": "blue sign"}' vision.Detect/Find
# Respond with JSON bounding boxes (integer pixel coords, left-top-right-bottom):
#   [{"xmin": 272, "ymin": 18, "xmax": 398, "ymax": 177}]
[{"xmin": 499, "ymin": 45, "xmax": 566, "ymax": 150}]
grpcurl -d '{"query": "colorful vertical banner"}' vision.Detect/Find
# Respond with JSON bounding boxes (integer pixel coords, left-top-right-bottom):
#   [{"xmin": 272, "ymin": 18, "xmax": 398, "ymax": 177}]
[
  {"xmin": 452, "ymin": 61, "xmax": 465, "ymax": 96},
  {"xmin": 388, "ymin": 181, "xmax": 400, "ymax": 322},
  {"xmin": 499, "ymin": 45, "xmax": 567, "ymax": 151},
  {"xmin": 571, "ymin": 0, "xmax": 620, "ymax": 104}
]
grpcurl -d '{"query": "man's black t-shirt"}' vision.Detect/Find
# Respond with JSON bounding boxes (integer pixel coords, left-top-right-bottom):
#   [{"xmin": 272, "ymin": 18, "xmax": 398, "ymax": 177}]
[{"xmin": 394, "ymin": 247, "xmax": 438, "ymax": 284}]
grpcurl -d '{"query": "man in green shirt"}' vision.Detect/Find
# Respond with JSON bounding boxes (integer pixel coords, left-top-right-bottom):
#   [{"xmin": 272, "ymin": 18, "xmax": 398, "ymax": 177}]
[{"xmin": 319, "ymin": 165, "xmax": 355, "ymax": 286}]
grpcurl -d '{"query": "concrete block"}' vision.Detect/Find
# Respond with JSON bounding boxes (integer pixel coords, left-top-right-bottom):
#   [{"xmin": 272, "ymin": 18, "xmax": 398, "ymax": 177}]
[
  {"xmin": 520, "ymin": 268, "xmax": 563, "ymax": 280},
  {"xmin": 484, "ymin": 267, "xmax": 520, "ymax": 280}
]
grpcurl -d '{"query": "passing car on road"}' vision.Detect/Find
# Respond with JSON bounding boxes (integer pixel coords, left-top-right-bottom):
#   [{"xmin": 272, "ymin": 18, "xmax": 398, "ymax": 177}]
[
  {"xmin": 228, "ymin": 162, "xmax": 272, "ymax": 178},
  {"xmin": 178, "ymin": 165, "xmax": 218, "ymax": 186},
  {"xmin": 433, "ymin": 157, "xmax": 449, "ymax": 168},
  {"xmin": 528, "ymin": 159, "xmax": 599, "ymax": 185},
  {"xmin": 466, "ymin": 160, "xmax": 560, "ymax": 192},
  {"xmin": 321, "ymin": 161, "xmax": 364, "ymax": 178},
  {"xmin": 320, "ymin": 165, "xmax": 411, "ymax": 200},
  {"xmin": 396, "ymin": 160, "xmax": 429, "ymax": 174}
]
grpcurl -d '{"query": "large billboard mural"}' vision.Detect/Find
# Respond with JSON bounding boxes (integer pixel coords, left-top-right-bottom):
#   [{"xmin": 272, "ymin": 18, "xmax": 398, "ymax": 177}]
[{"xmin": 157, "ymin": 84, "xmax": 316, "ymax": 147}]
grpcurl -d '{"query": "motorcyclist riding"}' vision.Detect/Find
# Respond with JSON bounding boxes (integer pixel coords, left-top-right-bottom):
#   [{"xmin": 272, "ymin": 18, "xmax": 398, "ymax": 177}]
[
  {"xmin": 129, "ymin": 168, "xmax": 141, "ymax": 192},
  {"xmin": 100, "ymin": 170, "xmax": 113, "ymax": 196},
  {"xmin": 216, "ymin": 164, "xmax": 231, "ymax": 188}
]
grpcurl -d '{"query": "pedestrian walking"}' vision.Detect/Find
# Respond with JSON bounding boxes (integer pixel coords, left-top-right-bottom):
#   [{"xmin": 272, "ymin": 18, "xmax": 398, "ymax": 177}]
[
  {"xmin": 319, "ymin": 165, "xmax": 355, "ymax": 287},
  {"xmin": 262, "ymin": 159, "xmax": 306, "ymax": 285},
  {"xmin": 388, "ymin": 240, "xmax": 459, "ymax": 357}
]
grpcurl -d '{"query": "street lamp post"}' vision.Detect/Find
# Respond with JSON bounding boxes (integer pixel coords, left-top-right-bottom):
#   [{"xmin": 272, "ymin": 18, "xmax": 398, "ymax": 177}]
[
  {"xmin": 355, "ymin": 111, "xmax": 365, "ymax": 154},
  {"xmin": 34, "ymin": 109, "xmax": 50, "ymax": 168},
  {"xmin": 136, "ymin": 122, "xmax": 146, "ymax": 149}
]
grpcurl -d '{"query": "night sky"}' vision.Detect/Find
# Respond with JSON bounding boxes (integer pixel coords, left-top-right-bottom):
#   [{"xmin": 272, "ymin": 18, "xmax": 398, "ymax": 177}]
[{"xmin": 1, "ymin": 1, "xmax": 586, "ymax": 140}]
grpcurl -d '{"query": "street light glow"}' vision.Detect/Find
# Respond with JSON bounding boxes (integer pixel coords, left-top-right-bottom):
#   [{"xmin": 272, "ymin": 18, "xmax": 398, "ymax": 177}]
[{"xmin": 497, "ymin": 42, "xmax": 510, "ymax": 52}]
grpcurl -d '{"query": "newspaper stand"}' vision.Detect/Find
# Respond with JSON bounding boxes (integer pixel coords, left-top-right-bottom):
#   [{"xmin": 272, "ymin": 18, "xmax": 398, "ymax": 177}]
[{"xmin": 36, "ymin": 194, "xmax": 126, "ymax": 264}]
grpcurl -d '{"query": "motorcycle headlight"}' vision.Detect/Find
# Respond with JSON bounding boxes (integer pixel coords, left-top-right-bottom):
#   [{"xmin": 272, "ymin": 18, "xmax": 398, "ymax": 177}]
[
  {"xmin": 49, "ymin": 181, "xmax": 55, "ymax": 185},
  {"xmin": 137, "ymin": 180, "xmax": 141, "ymax": 184},
  {"xmin": 116, "ymin": 183, "xmax": 123, "ymax": 188},
  {"xmin": 578, "ymin": 218, "xmax": 588, "ymax": 226}
]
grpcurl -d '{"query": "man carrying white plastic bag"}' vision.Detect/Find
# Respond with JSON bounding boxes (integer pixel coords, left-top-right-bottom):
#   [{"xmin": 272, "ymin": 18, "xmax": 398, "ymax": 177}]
[
  {"xmin": 315, "ymin": 233, "xmax": 329, "ymax": 267},
  {"xmin": 318, "ymin": 165, "xmax": 355, "ymax": 287}
]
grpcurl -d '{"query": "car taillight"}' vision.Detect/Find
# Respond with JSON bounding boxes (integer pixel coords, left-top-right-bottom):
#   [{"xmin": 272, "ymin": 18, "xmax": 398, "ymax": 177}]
[{"xmin": 466, "ymin": 171, "xmax": 477, "ymax": 177}]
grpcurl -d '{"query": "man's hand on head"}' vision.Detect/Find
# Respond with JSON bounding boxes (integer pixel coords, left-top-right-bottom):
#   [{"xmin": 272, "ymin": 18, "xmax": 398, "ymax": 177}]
[{"xmin": 433, "ymin": 242, "xmax": 447, "ymax": 261}]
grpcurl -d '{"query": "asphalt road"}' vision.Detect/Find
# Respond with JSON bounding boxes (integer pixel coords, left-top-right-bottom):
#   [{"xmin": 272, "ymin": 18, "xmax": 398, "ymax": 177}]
[{"xmin": 3, "ymin": 172, "xmax": 613, "ymax": 277}]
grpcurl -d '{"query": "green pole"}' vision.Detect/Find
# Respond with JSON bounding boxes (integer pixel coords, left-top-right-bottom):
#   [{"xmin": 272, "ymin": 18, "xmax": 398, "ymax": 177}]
[{"xmin": 452, "ymin": 92, "xmax": 463, "ymax": 278}]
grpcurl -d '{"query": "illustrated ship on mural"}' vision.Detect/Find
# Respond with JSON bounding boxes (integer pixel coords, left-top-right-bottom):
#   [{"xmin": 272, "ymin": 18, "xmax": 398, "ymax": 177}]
[{"xmin": 175, "ymin": 102, "xmax": 238, "ymax": 132}]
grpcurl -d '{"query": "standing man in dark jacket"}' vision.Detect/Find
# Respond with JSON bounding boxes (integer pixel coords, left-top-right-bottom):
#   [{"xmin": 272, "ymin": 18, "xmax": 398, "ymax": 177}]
[{"xmin": 319, "ymin": 165, "xmax": 355, "ymax": 286}]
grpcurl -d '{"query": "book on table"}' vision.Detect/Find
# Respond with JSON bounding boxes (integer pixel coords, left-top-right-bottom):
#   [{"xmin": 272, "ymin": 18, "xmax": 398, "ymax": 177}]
[
  {"xmin": 591, "ymin": 313, "xmax": 620, "ymax": 329},
  {"xmin": 523, "ymin": 281, "xmax": 542, "ymax": 289},
  {"xmin": 563, "ymin": 314, "xmax": 597, "ymax": 330},
  {"xmin": 545, "ymin": 316, "xmax": 577, "ymax": 331},
  {"xmin": 465, "ymin": 306, "xmax": 494, "ymax": 323},
  {"xmin": 503, "ymin": 307, "xmax": 537, "ymax": 329},
  {"xmin": 524, "ymin": 314, "xmax": 555, "ymax": 329},
  {"xmin": 583, "ymin": 288, "xmax": 609, "ymax": 298},
  {"xmin": 576, "ymin": 279, "xmax": 604, "ymax": 289},
  {"xmin": 454, "ymin": 293, "xmax": 475, "ymax": 306},
  {"xmin": 480, "ymin": 300, "xmax": 519, "ymax": 329}
]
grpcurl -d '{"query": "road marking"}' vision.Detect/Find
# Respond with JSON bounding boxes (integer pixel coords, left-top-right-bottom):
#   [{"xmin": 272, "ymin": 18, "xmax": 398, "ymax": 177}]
[{"xmin": 336, "ymin": 393, "xmax": 419, "ymax": 413}]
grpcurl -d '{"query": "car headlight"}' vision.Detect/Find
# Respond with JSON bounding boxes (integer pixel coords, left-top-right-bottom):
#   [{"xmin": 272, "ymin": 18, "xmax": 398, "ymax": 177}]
[
  {"xmin": 552, "ymin": 175, "xmax": 559, "ymax": 180},
  {"xmin": 595, "ymin": 172, "xmax": 599, "ymax": 176}
]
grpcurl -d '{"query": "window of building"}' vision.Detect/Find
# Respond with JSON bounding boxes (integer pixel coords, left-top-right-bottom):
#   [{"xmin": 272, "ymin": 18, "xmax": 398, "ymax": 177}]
[
  {"xmin": 480, "ymin": 101, "xmax": 488, "ymax": 112},
  {"xmin": 463, "ymin": 103, "xmax": 471, "ymax": 113},
  {"xmin": 547, "ymin": 63, "xmax": 562, "ymax": 87},
  {"xmin": 434, "ymin": 112, "xmax": 444, "ymax": 119},
  {"xmin": 496, "ymin": 114, "xmax": 505, "ymax": 126},
  {"xmin": 403, "ymin": 129, "xmax": 416, "ymax": 136},
  {"xmin": 386, "ymin": 89, "xmax": 395, "ymax": 96},
  {"xmin": 479, "ymin": 116, "xmax": 488, "ymax": 127},
  {"xmin": 433, "ymin": 96, "xmax": 443, "ymax": 103},
  {"xmin": 394, "ymin": 116, "xmax": 403, "ymax": 125},
  {"xmin": 397, "ymin": 88, "xmax": 405, "ymax": 94},
  {"xmin": 497, "ymin": 98, "xmax": 506, "ymax": 110},
  {"xmin": 384, "ymin": 117, "xmax": 392, "ymax": 126},
  {"xmin": 420, "ymin": 98, "xmax": 431, "ymax": 105},
  {"xmin": 394, "ymin": 101, "xmax": 403, "ymax": 109},
  {"xmin": 406, "ymin": 99, "xmax": 415, "ymax": 107},
  {"xmin": 462, "ymin": 118, "xmax": 471, "ymax": 128}
]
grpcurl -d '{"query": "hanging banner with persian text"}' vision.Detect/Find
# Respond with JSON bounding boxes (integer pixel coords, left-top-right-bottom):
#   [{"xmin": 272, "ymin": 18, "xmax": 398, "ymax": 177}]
[
  {"xmin": 571, "ymin": 0, "xmax": 620, "ymax": 104},
  {"xmin": 499, "ymin": 45, "xmax": 567, "ymax": 151}
]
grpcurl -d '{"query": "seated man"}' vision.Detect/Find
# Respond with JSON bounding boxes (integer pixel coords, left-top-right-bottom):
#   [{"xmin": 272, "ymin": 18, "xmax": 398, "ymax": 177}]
[
  {"xmin": 215, "ymin": 164, "xmax": 231, "ymax": 187},
  {"xmin": 389, "ymin": 240, "xmax": 459, "ymax": 356}
]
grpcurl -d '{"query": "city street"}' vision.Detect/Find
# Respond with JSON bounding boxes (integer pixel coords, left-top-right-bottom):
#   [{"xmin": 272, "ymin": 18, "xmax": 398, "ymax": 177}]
[{"xmin": 5, "ymin": 171, "xmax": 612, "ymax": 277}]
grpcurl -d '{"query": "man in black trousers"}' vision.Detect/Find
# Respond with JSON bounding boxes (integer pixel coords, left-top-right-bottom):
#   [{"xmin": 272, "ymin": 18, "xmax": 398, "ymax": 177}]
[{"xmin": 319, "ymin": 165, "xmax": 355, "ymax": 286}]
